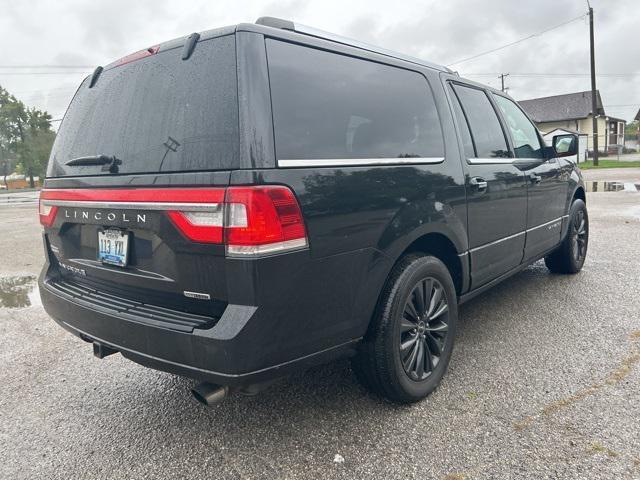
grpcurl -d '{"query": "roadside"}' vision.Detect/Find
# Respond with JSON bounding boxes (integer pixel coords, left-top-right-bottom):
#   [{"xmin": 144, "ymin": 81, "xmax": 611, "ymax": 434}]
[
  {"xmin": 581, "ymin": 166, "xmax": 640, "ymax": 182},
  {"xmin": 1, "ymin": 189, "xmax": 639, "ymax": 479},
  {"xmin": 0, "ymin": 190, "xmax": 39, "ymax": 205},
  {"xmin": 579, "ymin": 160, "xmax": 640, "ymax": 170}
]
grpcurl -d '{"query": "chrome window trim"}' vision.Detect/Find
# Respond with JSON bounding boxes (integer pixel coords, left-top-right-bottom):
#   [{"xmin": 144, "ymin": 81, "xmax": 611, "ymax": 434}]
[
  {"xmin": 42, "ymin": 200, "xmax": 220, "ymax": 212},
  {"xmin": 277, "ymin": 157, "xmax": 445, "ymax": 168},
  {"xmin": 467, "ymin": 157, "xmax": 514, "ymax": 165}
]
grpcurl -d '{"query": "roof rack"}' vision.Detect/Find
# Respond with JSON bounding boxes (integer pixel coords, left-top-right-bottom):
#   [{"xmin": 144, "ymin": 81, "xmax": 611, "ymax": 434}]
[{"xmin": 255, "ymin": 16, "xmax": 451, "ymax": 73}]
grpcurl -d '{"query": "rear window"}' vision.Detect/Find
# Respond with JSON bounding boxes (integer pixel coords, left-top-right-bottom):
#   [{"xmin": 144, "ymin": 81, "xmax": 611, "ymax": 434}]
[
  {"xmin": 48, "ymin": 35, "xmax": 238, "ymax": 177},
  {"xmin": 266, "ymin": 39, "xmax": 444, "ymax": 161}
]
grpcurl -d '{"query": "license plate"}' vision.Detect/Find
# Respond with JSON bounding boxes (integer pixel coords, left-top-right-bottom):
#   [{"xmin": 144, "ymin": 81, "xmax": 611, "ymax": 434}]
[{"xmin": 98, "ymin": 229, "xmax": 129, "ymax": 267}]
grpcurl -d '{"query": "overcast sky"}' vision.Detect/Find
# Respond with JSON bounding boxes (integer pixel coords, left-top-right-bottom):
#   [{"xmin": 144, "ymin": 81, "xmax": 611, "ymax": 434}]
[{"xmin": 1, "ymin": 0, "xmax": 638, "ymax": 125}]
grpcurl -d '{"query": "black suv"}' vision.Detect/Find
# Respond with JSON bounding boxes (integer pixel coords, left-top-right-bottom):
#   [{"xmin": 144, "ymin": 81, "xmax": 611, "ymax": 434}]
[{"xmin": 39, "ymin": 18, "xmax": 588, "ymax": 405}]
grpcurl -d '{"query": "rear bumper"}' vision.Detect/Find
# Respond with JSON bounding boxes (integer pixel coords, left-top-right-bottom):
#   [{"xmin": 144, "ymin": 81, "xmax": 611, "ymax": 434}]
[{"xmin": 40, "ymin": 275, "xmax": 358, "ymax": 386}]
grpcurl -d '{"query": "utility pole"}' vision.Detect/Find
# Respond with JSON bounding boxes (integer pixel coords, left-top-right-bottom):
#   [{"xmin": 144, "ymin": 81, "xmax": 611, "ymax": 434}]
[
  {"xmin": 589, "ymin": 5, "xmax": 599, "ymax": 165},
  {"xmin": 499, "ymin": 73, "xmax": 510, "ymax": 93}
]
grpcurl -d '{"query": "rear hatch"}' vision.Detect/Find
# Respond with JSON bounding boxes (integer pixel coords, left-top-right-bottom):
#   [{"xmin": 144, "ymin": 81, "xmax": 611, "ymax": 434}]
[{"xmin": 40, "ymin": 33, "xmax": 240, "ymax": 330}]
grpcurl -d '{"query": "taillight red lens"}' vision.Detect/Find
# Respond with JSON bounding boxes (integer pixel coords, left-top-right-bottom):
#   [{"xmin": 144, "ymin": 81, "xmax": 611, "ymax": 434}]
[
  {"xmin": 108, "ymin": 45, "xmax": 160, "ymax": 68},
  {"xmin": 225, "ymin": 186, "xmax": 308, "ymax": 256},
  {"xmin": 38, "ymin": 194, "xmax": 58, "ymax": 227}
]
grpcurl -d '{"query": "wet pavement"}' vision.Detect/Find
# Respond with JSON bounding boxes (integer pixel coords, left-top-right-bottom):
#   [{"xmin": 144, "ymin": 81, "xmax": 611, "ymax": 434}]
[
  {"xmin": 1, "ymin": 188, "xmax": 639, "ymax": 479},
  {"xmin": 581, "ymin": 167, "xmax": 640, "ymax": 184},
  {"xmin": 585, "ymin": 181, "xmax": 640, "ymax": 193},
  {"xmin": 0, "ymin": 275, "xmax": 39, "ymax": 308}
]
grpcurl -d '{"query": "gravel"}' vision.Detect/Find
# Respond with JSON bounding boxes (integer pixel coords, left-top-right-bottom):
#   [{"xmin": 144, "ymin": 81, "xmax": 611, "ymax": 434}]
[{"xmin": 1, "ymin": 186, "xmax": 639, "ymax": 480}]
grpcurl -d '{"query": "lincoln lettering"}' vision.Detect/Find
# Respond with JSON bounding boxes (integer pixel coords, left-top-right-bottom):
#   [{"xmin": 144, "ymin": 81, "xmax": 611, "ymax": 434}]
[{"xmin": 63, "ymin": 209, "xmax": 146, "ymax": 224}]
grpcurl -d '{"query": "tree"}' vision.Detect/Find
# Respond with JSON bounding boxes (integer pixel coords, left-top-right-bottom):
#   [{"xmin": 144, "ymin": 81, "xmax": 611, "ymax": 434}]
[
  {"xmin": 625, "ymin": 120, "xmax": 639, "ymax": 139},
  {"xmin": 18, "ymin": 107, "xmax": 55, "ymax": 187},
  {"xmin": 0, "ymin": 85, "xmax": 55, "ymax": 188}
]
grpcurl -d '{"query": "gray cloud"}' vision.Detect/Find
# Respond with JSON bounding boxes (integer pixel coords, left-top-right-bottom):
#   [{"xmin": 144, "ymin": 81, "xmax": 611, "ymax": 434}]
[{"xmin": 1, "ymin": 0, "xmax": 637, "ymax": 122}]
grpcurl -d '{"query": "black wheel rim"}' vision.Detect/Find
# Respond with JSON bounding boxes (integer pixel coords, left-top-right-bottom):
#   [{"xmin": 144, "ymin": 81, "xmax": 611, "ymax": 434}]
[
  {"xmin": 399, "ymin": 277, "xmax": 449, "ymax": 381},
  {"xmin": 572, "ymin": 209, "xmax": 587, "ymax": 262}
]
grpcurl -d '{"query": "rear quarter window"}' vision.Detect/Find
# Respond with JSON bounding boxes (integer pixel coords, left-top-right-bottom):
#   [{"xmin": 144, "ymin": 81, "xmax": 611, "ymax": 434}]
[{"xmin": 266, "ymin": 40, "xmax": 444, "ymax": 161}]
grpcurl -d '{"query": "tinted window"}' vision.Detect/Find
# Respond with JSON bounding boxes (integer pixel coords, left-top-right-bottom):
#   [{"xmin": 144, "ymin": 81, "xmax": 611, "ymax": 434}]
[
  {"xmin": 452, "ymin": 85, "xmax": 510, "ymax": 159},
  {"xmin": 48, "ymin": 35, "xmax": 238, "ymax": 177},
  {"xmin": 448, "ymin": 85, "xmax": 475, "ymax": 158},
  {"xmin": 493, "ymin": 94, "xmax": 543, "ymax": 159},
  {"xmin": 266, "ymin": 40, "xmax": 444, "ymax": 160}
]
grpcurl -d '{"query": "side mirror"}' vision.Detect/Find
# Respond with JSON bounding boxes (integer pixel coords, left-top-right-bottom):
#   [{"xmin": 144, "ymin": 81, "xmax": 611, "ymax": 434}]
[{"xmin": 553, "ymin": 134, "xmax": 578, "ymax": 158}]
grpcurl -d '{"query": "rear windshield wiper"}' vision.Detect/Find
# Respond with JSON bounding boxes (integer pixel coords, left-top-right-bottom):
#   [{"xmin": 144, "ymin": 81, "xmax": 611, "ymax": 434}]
[{"xmin": 65, "ymin": 155, "xmax": 122, "ymax": 173}]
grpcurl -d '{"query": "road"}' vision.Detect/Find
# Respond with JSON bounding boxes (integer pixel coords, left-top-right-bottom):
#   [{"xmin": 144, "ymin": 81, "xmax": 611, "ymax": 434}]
[
  {"xmin": 1, "ymin": 174, "xmax": 639, "ymax": 479},
  {"xmin": 0, "ymin": 189, "xmax": 39, "ymax": 205}
]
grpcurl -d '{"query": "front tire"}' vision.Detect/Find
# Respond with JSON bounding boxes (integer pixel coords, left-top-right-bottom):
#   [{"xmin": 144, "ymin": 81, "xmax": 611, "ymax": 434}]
[
  {"xmin": 545, "ymin": 199, "xmax": 589, "ymax": 274},
  {"xmin": 352, "ymin": 255, "xmax": 458, "ymax": 404}
]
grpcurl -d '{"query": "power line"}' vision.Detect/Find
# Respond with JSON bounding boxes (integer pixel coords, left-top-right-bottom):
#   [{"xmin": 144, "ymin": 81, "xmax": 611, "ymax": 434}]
[
  {"xmin": 447, "ymin": 13, "xmax": 588, "ymax": 66},
  {"xmin": 463, "ymin": 72, "xmax": 640, "ymax": 77},
  {"xmin": 0, "ymin": 65, "xmax": 94, "ymax": 69},
  {"xmin": 0, "ymin": 71, "xmax": 89, "ymax": 76},
  {"xmin": 10, "ymin": 86, "xmax": 77, "ymax": 95}
]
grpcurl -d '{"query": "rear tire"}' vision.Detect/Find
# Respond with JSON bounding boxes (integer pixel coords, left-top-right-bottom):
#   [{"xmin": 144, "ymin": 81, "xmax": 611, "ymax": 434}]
[
  {"xmin": 352, "ymin": 255, "xmax": 457, "ymax": 404},
  {"xmin": 544, "ymin": 199, "xmax": 589, "ymax": 274}
]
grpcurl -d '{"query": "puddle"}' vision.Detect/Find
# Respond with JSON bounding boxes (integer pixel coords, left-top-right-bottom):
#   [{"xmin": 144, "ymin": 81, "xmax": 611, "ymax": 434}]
[
  {"xmin": 585, "ymin": 181, "xmax": 640, "ymax": 192},
  {"xmin": 0, "ymin": 276, "xmax": 40, "ymax": 308}
]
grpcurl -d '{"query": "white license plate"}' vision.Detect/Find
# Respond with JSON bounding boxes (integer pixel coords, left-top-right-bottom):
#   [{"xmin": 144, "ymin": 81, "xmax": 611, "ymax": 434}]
[{"xmin": 98, "ymin": 229, "xmax": 129, "ymax": 267}]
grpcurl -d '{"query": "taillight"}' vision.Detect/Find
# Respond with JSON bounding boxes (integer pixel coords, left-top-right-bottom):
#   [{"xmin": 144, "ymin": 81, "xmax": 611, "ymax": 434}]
[
  {"xmin": 38, "ymin": 194, "xmax": 58, "ymax": 227},
  {"xmin": 225, "ymin": 186, "xmax": 308, "ymax": 256},
  {"xmin": 37, "ymin": 186, "xmax": 308, "ymax": 256}
]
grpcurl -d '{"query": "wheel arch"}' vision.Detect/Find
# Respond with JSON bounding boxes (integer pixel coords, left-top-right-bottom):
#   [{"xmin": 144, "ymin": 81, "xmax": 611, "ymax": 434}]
[
  {"xmin": 399, "ymin": 232, "xmax": 465, "ymax": 297},
  {"xmin": 353, "ymin": 229, "xmax": 469, "ymax": 340}
]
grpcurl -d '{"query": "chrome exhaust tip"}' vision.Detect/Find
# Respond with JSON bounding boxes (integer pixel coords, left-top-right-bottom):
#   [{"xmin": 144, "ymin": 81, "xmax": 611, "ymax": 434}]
[{"xmin": 191, "ymin": 382, "xmax": 229, "ymax": 406}]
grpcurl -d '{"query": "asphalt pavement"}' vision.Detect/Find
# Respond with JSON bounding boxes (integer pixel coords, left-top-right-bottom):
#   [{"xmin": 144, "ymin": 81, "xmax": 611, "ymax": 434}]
[{"xmin": 0, "ymin": 177, "xmax": 639, "ymax": 479}]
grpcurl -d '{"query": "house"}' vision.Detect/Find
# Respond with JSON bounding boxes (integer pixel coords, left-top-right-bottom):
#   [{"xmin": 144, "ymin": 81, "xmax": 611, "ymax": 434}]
[{"xmin": 519, "ymin": 90, "xmax": 626, "ymax": 154}]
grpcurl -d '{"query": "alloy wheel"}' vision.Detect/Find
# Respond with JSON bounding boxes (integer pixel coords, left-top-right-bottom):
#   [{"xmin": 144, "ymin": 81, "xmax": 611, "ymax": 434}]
[
  {"xmin": 573, "ymin": 209, "xmax": 587, "ymax": 262},
  {"xmin": 399, "ymin": 277, "xmax": 449, "ymax": 381}
]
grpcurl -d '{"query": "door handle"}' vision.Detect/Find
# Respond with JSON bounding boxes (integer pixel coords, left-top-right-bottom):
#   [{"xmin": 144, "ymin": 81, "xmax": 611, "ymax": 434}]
[
  {"xmin": 469, "ymin": 176, "xmax": 488, "ymax": 192},
  {"xmin": 529, "ymin": 173, "xmax": 542, "ymax": 184}
]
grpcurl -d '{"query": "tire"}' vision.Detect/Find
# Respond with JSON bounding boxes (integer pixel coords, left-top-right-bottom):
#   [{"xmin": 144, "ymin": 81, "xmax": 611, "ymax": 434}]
[
  {"xmin": 544, "ymin": 199, "xmax": 589, "ymax": 274},
  {"xmin": 352, "ymin": 254, "xmax": 458, "ymax": 404}
]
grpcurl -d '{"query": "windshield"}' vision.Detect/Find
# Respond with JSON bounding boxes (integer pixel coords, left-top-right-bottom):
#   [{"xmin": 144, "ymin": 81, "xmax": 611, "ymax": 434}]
[{"xmin": 47, "ymin": 34, "xmax": 238, "ymax": 177}]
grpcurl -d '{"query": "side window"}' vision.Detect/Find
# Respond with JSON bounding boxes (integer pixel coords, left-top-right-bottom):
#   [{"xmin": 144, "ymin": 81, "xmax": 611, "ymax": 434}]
[
  {"xmin": 493, "ymin": 94, "xmax": 543, "ymax": 159},
  {"xmin": 452, "ymin": 84, "xmax": 510, "ymax": 159},
  {"xmin": 448, "ymin": 85, "xmax": 475, "ymax": 158},
  {"xmin": 266, "ymin": 39, "xmax": 444, "ymax": 161}
]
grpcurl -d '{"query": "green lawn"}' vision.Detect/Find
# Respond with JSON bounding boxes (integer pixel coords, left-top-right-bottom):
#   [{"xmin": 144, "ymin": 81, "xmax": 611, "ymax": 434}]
[{"xmin": 579, "ymin": 160, "xmax": 640, "ymax": 170}]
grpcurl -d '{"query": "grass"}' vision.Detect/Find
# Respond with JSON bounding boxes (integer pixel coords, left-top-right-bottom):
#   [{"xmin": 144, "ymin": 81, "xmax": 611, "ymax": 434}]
[
  {"xmin": 588, "ymin": 442, "xmax": 619, "ymax": 458},
  {"xmin": 579, "ymin": 160, "xmax": 640, "ymax": 169}
]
